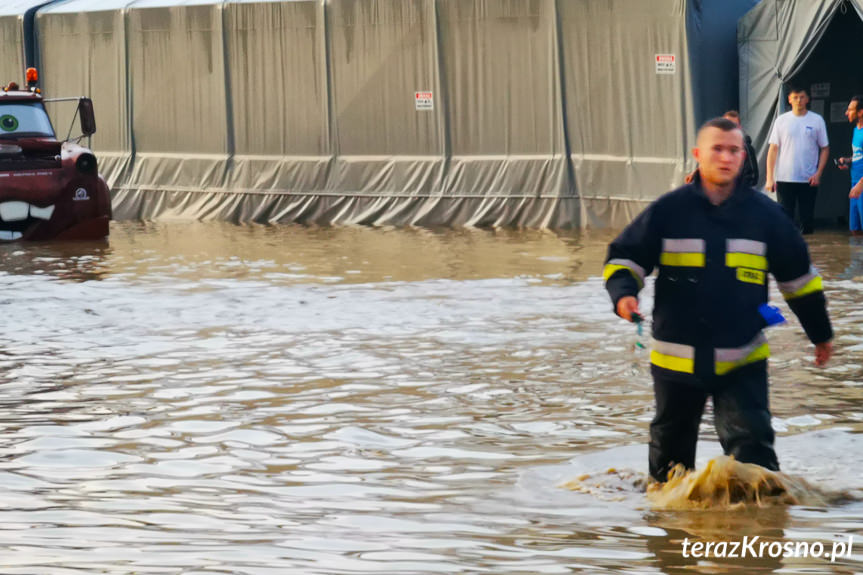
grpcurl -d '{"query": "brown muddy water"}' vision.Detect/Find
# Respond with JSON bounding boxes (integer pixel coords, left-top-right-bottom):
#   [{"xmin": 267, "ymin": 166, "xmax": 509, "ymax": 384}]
[{"xmin": 0, "ymin": 221, "xmax": 862, "ymax": 574}]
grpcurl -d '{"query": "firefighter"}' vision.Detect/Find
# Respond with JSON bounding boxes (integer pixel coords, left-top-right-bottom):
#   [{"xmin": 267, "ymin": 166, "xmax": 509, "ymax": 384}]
[{"xmin": 603, "ymin": 117, "xmax": 834, "ymax": 483}]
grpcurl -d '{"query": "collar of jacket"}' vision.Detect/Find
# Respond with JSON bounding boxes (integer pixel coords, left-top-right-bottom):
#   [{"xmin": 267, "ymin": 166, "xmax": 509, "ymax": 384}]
[{"xmin": 688, "ymin": 170, "xmax": 750, "ymax": 207}]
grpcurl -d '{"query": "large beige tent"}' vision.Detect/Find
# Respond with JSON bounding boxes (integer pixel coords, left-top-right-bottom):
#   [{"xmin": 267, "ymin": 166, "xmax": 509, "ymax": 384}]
[{"xmin": 2, "ymin": 0, "xmax": 759, "ymax": 228}]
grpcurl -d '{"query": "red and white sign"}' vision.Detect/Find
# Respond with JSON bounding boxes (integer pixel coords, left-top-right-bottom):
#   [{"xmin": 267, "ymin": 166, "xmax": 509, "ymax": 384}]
[
  {"xmin": 655, "ymin": 54, "xmax": 676, "ymax": 75},
  {"xmin": 415, "ymin": 91, "xmax": 434, "ymax": 111}
]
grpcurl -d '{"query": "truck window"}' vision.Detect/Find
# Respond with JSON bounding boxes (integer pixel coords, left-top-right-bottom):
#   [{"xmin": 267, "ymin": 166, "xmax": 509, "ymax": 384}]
[{"xmin": 0, "ymin": 103, "xmax": 55, "ymax": 138}]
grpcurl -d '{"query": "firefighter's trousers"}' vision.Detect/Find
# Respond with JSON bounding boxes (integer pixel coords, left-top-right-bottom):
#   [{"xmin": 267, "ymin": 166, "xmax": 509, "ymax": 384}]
[{"xmin": 649, "ymin": 361, "xmax": 779, "ymax": 483}]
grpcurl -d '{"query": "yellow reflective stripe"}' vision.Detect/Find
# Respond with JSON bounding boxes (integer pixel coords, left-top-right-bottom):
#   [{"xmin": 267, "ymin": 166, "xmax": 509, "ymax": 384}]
[
  {"xmin": 661, "ymin": 238, "xmax": 705, "ymax": 267},
  {"xmin": 603, "ymin": 264, "xmax": 644, "ymax": 289},
  {"xmin": 726, "ymin": 252, "xmax": 768, "ymax": 271},
  {"xmin": 781, "ymin": 275, "xmax": 823, "ymax": 300},
  {"xmin": 778, "ymin": 267, "xmax": 821, "ymax": 296},
  {"xmin": 715, "ymin": 342, "xmax": 770, "ymax": 375},
  {"xmin": 660, "ymin": 252, "xmax": 705, "ymax": 267},
  {"xmin": 650, "ymin": 350, "xmax": 695, "ymax": 374},
  {"xmin": 606, "ymin": 258, "xmax": 645, "ymax": 282}
]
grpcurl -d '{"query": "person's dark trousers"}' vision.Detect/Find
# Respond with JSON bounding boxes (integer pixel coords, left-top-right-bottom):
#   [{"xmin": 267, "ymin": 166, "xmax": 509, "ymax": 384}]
[
  {"xmin": 648, "ymin": 361, "xmax": 779, "ymax": 483},
  {"xmin": 777, "ymin": 181, "xmax": 818, "ymax": 234}
]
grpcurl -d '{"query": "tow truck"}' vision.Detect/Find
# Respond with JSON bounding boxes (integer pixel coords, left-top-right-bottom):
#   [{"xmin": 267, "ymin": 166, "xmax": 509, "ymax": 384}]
[{"xmin": 0, "ymin": 67, "xmax": 110, "ymax": 241}]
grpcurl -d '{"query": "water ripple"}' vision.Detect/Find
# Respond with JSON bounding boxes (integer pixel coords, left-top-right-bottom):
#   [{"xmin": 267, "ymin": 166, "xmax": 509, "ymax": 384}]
[{"xmin": 0, "ymin": 223, "xmax": 859, "ymax": 573}]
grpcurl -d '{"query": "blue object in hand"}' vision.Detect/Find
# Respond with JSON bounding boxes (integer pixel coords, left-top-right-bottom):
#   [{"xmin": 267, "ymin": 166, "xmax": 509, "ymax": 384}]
[{"xmin": 758, "ymin": 303, "xmax": 786, "ymax": 326}]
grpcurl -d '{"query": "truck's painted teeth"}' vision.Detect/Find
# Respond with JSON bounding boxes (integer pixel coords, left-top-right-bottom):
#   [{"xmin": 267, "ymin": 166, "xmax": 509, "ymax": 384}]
[
  {"xmin": 28, "ymin": 204, "xmax": 55, "ymax": 220},
  {"xmin": 0, "ymin": 201, "xmax": 55, "ymax": 223},
  {"xmin": 0, "ymin": 201, "xmax": 28, "ymax": 221}
]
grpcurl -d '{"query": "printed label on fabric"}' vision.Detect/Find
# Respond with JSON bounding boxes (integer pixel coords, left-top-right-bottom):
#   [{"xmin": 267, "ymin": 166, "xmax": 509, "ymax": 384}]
[
  {"xmin": 737, "ymin": 267, "xmax": 765, "ymax": 285},
  {"xmin": 415, "ymin": 91, "xmax": 434, "ymax": 111},
  {"xmin": 655, "ymin": 54, "xmax": 676, "ymax": 74}
]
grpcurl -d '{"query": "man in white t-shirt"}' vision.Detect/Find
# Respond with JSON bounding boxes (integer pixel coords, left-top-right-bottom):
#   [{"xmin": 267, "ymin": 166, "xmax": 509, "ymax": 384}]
[{"xmin": 765, "ymin": 86, "xmax": 830, "ymax": 234}]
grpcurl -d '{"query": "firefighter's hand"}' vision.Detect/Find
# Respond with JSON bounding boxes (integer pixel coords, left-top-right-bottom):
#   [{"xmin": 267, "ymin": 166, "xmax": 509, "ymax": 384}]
[
  {"xmin": 616, "ymin": 296, "xmax": 640, "ymax": 322},
  {"xmin": 808, "ymin": 173, "xmax": 821, "ymax": 187},
  {"xmin": 838, "ymin": 157, "xmax": 851, "ymax": 170},
  {"xmin": 814, "ymin": 341, "xmax": 833, "ymax": 367},
  {"xmin": 765, "ymin": 179, "xmax": 775, "ymax": 193},
  {"xmin": 850, "ymin": 182, "xmax": 863, "ymax": 199}
]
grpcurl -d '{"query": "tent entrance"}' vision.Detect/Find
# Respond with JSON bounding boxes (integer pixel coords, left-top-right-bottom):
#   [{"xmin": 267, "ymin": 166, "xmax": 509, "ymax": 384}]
[{"xmin": 786, "ymin": 5, "xmax": 863, "ymax": 227}]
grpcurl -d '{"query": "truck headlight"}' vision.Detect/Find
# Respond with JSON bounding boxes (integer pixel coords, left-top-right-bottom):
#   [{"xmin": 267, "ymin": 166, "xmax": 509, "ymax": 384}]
[{"xmin": 76, "ymin": 153, "xmax": 97, "ymax": 174}]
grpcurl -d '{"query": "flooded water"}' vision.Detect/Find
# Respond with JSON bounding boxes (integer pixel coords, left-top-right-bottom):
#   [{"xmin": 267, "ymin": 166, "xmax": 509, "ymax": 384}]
[{"xmin": 1, "ymin": 221, "xmax": 862, "ymax": 574}]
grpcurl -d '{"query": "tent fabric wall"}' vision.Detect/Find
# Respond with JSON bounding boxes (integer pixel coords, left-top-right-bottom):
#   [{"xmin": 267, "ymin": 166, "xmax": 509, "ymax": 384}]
[
  {"xmin": 223, "ymin": 0, "xmax": 330, "ymax": 195},
  {"xmin": 111, "ymin": 191, "xmax": 579, "ymax": 227},
  {"xmin": 37, "ymin": 0, "xmax": 134, "ymax": 187},
  {"xmin": 124, "ymin": 0, "xmax": 230, "ymax": 198},
  {"xmin": 9, "ymin": 0, "xmax": 750, "ymax": 227},
  {"xmin": 327, "ymin": 0, "xmax": 443, "ymax": 196},
  {"xmin": 436, "ymin": 0, "xmax": 567, "ymax": 201},
  {"xmin": 0, "ymin": 15, "xmax": 27, "ymax": 86},
  {"xmin": 560, "ymin": 0, "xmax": 694, "ymax": 228},
  {"xmin": 0, "ymin": 1, "xmax": 56, "ymax": 84}
]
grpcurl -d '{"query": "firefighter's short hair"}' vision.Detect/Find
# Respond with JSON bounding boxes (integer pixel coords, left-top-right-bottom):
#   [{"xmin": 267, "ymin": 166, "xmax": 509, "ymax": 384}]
[{"xmin": 700, "ymin": 117, "xmax": 740, "ymax": 134}]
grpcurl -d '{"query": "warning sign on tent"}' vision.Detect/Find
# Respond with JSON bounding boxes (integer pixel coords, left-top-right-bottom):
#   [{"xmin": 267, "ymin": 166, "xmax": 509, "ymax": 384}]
[
  {"xmin": 655, "ymin": 54, "xmax": 676, "ymax": 75},
  {"xmin": 415, "ymin": 91, "xmax": 434, "ymax": 111}
]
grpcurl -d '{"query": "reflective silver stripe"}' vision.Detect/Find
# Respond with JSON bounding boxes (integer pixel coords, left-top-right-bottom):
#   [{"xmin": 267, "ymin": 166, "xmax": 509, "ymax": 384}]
[
  {"xmin": 662, "ymin": 238, "xmax": 705, "ymax": 253},
  {"xmin": 651, "ymin": 338, "xmax": 695, "ymax": 360},
  {"xmin": 606, "ymin": 258, "xmax": 645, "ymax": 282},
  {"xmin": 726, "ymin": 239, "xmax": 766, "ymax": 256},
  {"xmin": 777, "ymin": 267, "xmax": 819, "ymax": 294},
  {"xmin": 715, "ymin": 332, "xmax": 767, "ymax": 363}
]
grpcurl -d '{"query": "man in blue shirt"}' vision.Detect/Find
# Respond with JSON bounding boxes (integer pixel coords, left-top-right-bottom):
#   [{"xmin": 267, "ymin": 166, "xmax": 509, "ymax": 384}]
[{"xmin": 838, "ymin": 95, "xmax": 863, "ymax": 236}]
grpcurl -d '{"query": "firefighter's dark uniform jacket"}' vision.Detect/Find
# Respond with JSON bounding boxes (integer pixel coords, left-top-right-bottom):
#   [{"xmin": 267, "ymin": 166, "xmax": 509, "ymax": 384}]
[{"xmin": 604, "ymin": 177, "xmax": 832, "ymax": 384}]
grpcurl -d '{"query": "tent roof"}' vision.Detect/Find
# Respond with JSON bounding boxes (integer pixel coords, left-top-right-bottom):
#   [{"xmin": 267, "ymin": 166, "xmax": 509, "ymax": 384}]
[
  {"xmin": 0, "ymin": 0, "xmax": 56, "ymax": 17},
  {"xmin": 40, "ymin": 0, "xmax": 314, "ymax": 13},
  {"xmin": 739, "ymin": 0, "xmax": 863, "ymax": 73},
  {"xmin": 228, "ymin": 0, "xmax": 317, "ymax": 4},
  {"xmin": 128, "ymin": 0, "xmax": 222, "ymax": 7},
  {"xmin": 39, "ymin": 0, "xmax": 136, "ymax": 13}
]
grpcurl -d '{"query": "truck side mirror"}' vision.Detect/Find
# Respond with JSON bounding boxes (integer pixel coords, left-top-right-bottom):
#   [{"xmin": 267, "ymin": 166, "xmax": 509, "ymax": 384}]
[{"xmin": 78, "ymin": 98, "xmax": 96, "ymax": 136}]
